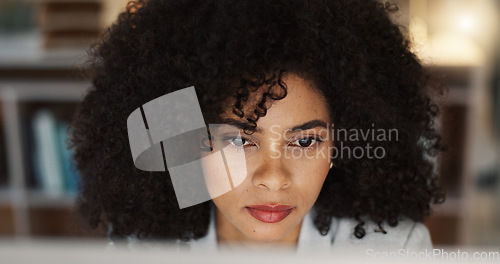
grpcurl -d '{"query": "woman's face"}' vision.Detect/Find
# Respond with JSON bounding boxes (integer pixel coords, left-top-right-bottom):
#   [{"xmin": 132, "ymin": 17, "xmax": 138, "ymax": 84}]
[{"xmin": 202, "ymin": 74, "xmax": 333, "ymax": 246}]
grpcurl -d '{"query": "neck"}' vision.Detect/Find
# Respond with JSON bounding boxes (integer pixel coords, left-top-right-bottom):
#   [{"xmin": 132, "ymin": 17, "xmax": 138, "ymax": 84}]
[{"xmin": 215, "ymin": 207, "xmax": 302, "ymax": 250}]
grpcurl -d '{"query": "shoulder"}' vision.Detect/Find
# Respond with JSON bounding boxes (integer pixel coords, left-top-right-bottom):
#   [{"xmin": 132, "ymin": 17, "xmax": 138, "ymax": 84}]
[{"xmin": 331, "ymin": 216, "xmax": 432, "ymax": 251}]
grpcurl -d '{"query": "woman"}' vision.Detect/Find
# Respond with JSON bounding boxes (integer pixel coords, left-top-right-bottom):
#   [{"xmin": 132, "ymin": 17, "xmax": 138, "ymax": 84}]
[{"xmin": 70, "ymin": 0, "xmax": 444, "ymax": 251}]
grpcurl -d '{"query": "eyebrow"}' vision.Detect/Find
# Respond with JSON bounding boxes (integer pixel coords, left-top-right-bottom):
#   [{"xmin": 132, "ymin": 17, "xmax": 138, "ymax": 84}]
[
  {"xmin": 219, "ymin": 118, "xmax": 264, "ymax": 134},
  {"xmin": 288, "ymin": 120, "xmax": 328, "ymax": 133},
  {"xmin": 218, "ymin": 118, "xmax": 328, "ymax": 134}
]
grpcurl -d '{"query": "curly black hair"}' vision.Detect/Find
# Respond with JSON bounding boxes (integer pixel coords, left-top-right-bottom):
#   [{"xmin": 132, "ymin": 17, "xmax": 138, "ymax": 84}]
[{"xmin": 70, "ymin": 0, "xmax": 445, "ymax": 241}]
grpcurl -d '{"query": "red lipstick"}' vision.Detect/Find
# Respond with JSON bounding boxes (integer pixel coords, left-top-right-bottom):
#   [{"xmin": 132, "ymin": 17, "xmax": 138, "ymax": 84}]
[{"xmin": 245, "ymin": 205, "xmax": 294, "ymax": 223}]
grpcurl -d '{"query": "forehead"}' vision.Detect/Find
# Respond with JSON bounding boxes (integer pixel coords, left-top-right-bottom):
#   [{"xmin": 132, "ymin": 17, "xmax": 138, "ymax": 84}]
[{"xmin": 221, "ymin": 74, "xmax": 331, "ymax": 132}]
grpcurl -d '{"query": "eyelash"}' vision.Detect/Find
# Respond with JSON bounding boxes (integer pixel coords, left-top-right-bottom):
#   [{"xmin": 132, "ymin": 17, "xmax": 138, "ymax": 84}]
[
  {"xmin": 222, "ymin": 136, "xmax": 256, "ymax": 151},
  {"xmin": 222, "ymin": 135, "xmax": 324, "ymax": 151},
  {"xmin": 289, "ymin": 136, "xmax": 324, "ymax": 150}
]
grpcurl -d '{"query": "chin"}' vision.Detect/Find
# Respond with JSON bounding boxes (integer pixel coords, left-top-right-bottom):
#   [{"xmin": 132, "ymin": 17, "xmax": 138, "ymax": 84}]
[
  {"xmin": 242, "ymin": 224, "xmax": 292, "ymax": 242},
  {"xmin": 245, "ymin": 232, "xmax": 288, "ymax": 242}
]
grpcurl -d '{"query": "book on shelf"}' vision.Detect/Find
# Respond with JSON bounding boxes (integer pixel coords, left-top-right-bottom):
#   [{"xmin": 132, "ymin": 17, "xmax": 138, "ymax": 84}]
[
  {"xmin": 39, "ymin": 1, "xmax": 101, "ymax": 32},
  {"xmin": 0, "ymin": 0, "xmax": 36, "ymax": 34},
  {"xmin": 0, "ymin": 123, "xmax": 7, "ymax": 188},
  {"xmin": 31, "ymin": 109, "xmax": 79, "ymax": 197},
  {"xmin": 57, "ymin": 122, "xmax": 78, "ymax": 195},
  {"xmin": 38, "ymin": 0, "xmax": 103, "ymax": 49}
]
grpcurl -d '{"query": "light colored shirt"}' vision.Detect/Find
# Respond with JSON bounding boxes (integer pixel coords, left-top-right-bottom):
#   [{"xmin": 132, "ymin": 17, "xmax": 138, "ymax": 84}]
[
  {"xmin": 115, "ymin": 208, "xmax": 433, "ymax": 253},
  {"xmin": 187, "ymin": 208, "xmax": 433, "ymax": 253}
]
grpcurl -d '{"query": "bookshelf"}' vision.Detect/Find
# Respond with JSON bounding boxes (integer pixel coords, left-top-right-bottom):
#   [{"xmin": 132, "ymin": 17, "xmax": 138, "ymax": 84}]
[
  {"xmin": 423, "ymin": 65, "xmax": 472, "ymax": 245},
  {"xmin": 0, "ymin": 0, "xmax": 126, "ymax": 240},
  {"xmin": 0, "ymin": 45, "xmax": 95, "ymax": 237},
  {"xmin": 423, "ymin": 64, "xmax": 496, "ymax": 246}
]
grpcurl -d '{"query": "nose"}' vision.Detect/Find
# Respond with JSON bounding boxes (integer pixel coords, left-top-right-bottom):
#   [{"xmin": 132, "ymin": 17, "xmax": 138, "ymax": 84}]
[{"xmin": 251, "ymin": 149, "xmax": 292, "ymax": 191}]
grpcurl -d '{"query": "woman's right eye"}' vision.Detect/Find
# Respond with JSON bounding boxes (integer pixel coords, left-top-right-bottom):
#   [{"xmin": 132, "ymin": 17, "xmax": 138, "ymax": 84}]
[{"xmin": 226, "ymin": 137, "xmax": 251, "ymax": 147}]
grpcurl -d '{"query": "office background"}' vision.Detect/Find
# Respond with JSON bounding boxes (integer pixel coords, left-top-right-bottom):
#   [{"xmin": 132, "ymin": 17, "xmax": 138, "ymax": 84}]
[{"xmin": 0, "ymin": 0, "xmax": 499, "ymax": 247}]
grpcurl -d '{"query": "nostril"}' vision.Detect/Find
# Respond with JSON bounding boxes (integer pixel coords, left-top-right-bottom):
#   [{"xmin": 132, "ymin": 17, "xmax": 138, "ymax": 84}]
[
  {"xmin": 255, "ymin": 177, "xmax": 291, "ymax": 191},
  {"xmin": 257, "ymin": 183, "xmax": 268, "ymax": 190}
]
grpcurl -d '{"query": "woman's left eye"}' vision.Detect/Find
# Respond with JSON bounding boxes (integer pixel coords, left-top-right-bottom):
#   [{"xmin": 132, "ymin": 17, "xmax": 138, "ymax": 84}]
[{"xmin": 290, "ymin": 137, "xmax": 323, "ymax": 148}]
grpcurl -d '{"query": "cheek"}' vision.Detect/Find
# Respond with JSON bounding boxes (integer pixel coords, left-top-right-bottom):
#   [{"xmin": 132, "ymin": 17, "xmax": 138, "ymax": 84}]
[
  {"xmin": 295, "ymin": 144, "xmax": 332, "ymax": 180},
  {"xmin": 212, "ymin": 192, "xmax": 230, "ymax": 212},
  {"xmin": 201, "ymin": 153, "xmax": 232, "ymax": 199},
  {"xmin": 201, "ymin": 143, "xmax": 249, "ymax": 200},
  {"xmin": 291, "ymin": 158, "xmax": 330, "ymax": 203}
]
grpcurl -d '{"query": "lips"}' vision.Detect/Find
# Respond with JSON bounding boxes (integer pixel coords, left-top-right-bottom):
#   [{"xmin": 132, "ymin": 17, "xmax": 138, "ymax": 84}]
[{"xmin": 245, "ymin": 205, "xmax": 294, "ymax": 223}]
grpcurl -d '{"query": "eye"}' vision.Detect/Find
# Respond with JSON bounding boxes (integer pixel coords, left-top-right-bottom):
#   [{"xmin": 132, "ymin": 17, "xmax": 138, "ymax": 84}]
[
  {"xmin": 225, "ymin": 136, "xmax": 254, "ymax": 148},
  {"xmin": 290, "ymin": 137, "xmax": 323, "ymax": 148},
  {"xmin": 228, "ymin": 137, "xmax": 248, "ymax": 147}
]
